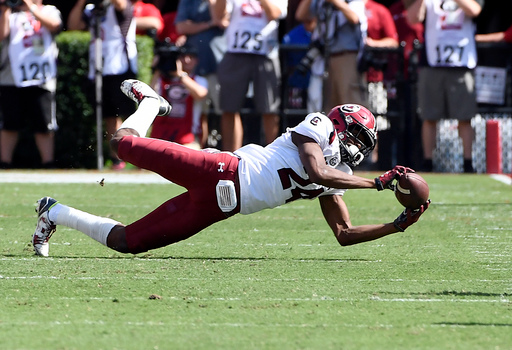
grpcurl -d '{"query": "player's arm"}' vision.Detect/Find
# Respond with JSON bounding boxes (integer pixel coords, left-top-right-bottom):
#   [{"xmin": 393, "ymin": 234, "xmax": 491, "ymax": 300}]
[
  {"xmin": 292, "ymin": 132, "xmax": 376, "ymax": 190},
  {"xmin": 319, "ymin": 195, "xmax": 399, "ymax": 246},
  {"xmin": 320, "ymin": 194, "xmax": 431, "ymax": 246}
]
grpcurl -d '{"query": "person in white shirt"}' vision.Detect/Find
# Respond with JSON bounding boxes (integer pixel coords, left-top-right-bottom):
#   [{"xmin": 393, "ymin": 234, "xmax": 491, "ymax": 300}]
[
  {"xmin": 31, "ymin": 80, "xmax": 430, "ymax": 257},
  {"xmin": 213, "ymin": 0, "xmax": 288, "ymax": 152},
  {"xmin": 68, "ymin": 0, "xmax": 138, "ymax": 170},
  {"xmin": 0, "ymin": 0, "xmax": 62, "ymax": 169},
  {"xmin": 407, "ymin": 0, "xmax": 483, "ymax": 173}
]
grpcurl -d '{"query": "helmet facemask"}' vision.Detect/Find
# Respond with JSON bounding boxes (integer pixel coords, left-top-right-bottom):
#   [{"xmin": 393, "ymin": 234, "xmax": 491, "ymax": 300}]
[
  {"xmin": 339, "ymin": 121, "xmax": 376, "ymax": 167},
  {"xmin": 327, "ymin": 104, "xmax": 377, "ymax": 168}
]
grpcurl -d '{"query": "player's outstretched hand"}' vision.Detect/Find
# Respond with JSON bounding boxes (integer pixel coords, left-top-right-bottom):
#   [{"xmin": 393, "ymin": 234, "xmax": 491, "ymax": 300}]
[
  {"xmin": 375, "ymin": 165, "xmax": 415, "ymax": 191},
  {"xmin": 393, "ymin": 199, "xmax": 431, "ymax": 232}
]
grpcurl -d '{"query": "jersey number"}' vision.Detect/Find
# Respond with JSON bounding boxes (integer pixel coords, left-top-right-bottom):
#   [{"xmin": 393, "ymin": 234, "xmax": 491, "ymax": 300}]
[
  {"xmin": 435, "ymin": 44, "xmax": 464, "ymax": 65},
  {"xmin": 232, "ymin": 30, "xmax": 263, "ymax": 51},
  {"xmin": 278, "ymin": 168, "xmax": 324, "ymax": 203},
  {"xmin": 20, "ymin": 61, "xmax": 50, "ymax": 82}
]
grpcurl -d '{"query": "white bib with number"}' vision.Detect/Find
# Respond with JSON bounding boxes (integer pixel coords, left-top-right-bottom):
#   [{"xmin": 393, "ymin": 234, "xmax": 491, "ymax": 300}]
[
  {"xmin": 225, "ymin": 0, "xmax": 287, "ymax": 56},
  {"xmin": 8, "ymin": 6, "xmax": 60, "ymax": 88},
  {"xmin": 424, "ymin": 0, "xmax": 477, "ymax": 68}
]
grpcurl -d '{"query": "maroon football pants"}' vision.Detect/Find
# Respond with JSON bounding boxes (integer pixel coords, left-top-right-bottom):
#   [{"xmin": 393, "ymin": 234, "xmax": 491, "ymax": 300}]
[{"xmin": 117, "ymin": 136, "xmax": 240, "ymax": 253}]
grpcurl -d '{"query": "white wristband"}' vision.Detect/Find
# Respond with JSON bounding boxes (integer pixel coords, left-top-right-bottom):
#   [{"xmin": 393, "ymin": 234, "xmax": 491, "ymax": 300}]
[{"xmin": 29, "ymin": 4, "xmax": 38, "ymax": 14}]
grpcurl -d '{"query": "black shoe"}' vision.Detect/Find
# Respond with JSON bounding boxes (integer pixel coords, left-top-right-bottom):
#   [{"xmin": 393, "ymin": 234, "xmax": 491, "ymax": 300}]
[
  {"xmin": 463, "ymin": 159, "xmax": 474, "ymax": 173},
  {"xmin": 0, "ymin": 161, "xmax": 12, "ymax": 169}
]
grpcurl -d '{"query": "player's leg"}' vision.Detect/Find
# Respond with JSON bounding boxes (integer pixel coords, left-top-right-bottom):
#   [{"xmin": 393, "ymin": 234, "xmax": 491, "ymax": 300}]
[
  {"xmin": 122, "ymin": 192, "xmax": 228, "ymax": 254},
  {"xmin": 32, "ymin": 196, "xmax": 123, "ymax": 256},
  {"xmin": 110, "ymin": 79, "xmax": 171, "ymax": 156}
]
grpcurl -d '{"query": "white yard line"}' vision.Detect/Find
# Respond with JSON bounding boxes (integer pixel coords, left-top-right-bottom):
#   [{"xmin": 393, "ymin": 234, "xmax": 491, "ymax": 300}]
[
  {"xmin": 0, "ymin": 170, "xmax": 168, "ymax": 184},
  {"xmin": 490, "ymin": 174, "xmax": 512, "ymax": 185}
]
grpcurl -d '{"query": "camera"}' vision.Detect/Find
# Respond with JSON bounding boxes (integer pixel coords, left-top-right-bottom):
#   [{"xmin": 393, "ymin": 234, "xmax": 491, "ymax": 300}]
[
  {"xmin": 2, "ymin": 0, "xmax": 23, "ymax": 8},
  {"xmin": 156, "ymin": 43, "xmax": 182, "ymax": 75},
  {"xmin": 357, "ymin": 48, "xmax": 388, "ymax": 73},
  {"xmin": 155, "ymin": 41, "xmax": 198, "ymax": 77},
  {"xmin": 295, "ymin": 40, "xmax": 324, "ymax": 75}
]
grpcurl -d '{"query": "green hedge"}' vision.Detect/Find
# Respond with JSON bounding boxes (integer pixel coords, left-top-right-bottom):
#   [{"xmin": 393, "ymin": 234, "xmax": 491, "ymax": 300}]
[{"xmin": 12, "ymin": 31, "xmax": 154, "ymax": 169}]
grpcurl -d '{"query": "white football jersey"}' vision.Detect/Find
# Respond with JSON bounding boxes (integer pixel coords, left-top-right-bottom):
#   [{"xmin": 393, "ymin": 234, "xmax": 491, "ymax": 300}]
[
  {"xmin": 235, "ymin": 113, "xmax": 352, "ymax": 215},
  {"xmin": 424, "ymin": 0, "xmax": 477, "ymax": 68},
  {"xmin": 225, "ymin": 0, "xmax": 288, "ymax": 57}
]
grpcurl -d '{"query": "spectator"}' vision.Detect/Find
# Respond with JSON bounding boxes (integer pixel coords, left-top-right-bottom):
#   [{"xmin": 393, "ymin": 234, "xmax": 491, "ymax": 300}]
[
  {"xmin": 150, "ymin": 43, "xmax": 208, "ymax": 149},
  {"xmin": 362, "ymin": 0, "xmax": 399, "ymax": 83},
  {"xmin": 389, "ymin": 0, "xmax": 423, "ymax": 75},
  {"xmin": 407, "ymin": 0, "xmax": 483, "ymax": 173},
  {"xmin": 0, "ymin": 0, "xmax": 62, "ymax": 169},
  {"xmin": 175, "ymin": 0, "xmax": 230, "ymax": 138},
  {"xmin": 68, "ymin": 0, "xmax": 138, "ymax": 170},
  {"xmin": 281, "ymin": 18, "xmax": 316, "ymax": 111},
  {"xmin": 213, "ymin": 0, "xmax": 287, "ymax": 152},
  {"xmin": 389, "ymin": 0, "xmax": 424, "ymax": 168},
  {"xmin": 296, "ymin": 0, "xmax": 367, "ymax": 113},
  {"xmin": 158, "ymin": 11, "xmax": 185, "ymax": 44},
  {"xmin": 360, "ymin": 0, "xmax": 399, "ymax": 168},
  {"xmin": 131, "ymin": 0, "xmax": 164, "ymax": 38}
]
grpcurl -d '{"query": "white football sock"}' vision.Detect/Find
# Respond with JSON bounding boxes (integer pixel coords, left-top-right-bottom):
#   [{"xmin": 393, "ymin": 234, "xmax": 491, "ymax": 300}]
[
  {"xmin": 49, "ymin": 203, "xmax": 120, "ymax": 246},
  {"xmin": 118, "ymin": 97, "xmax": 160, "ymax": 137}
]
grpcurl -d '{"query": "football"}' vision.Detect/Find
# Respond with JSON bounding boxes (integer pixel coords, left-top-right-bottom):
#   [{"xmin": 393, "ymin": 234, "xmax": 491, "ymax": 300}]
[{"xmin": 394, "ymin": 173, "xmax": 429, "ymax": 209}]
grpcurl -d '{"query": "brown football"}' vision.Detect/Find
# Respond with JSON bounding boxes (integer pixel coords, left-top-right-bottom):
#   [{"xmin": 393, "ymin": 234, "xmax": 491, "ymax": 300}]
[{"xmin": 394, "ymin": 173, "xmax": 430, "ymax": 209}]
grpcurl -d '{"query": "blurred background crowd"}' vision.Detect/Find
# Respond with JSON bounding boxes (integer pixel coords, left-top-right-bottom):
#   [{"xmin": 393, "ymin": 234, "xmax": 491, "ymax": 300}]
[{"xmin": 0, "ymin": 0, "xmax": 511, "ymax": 173}]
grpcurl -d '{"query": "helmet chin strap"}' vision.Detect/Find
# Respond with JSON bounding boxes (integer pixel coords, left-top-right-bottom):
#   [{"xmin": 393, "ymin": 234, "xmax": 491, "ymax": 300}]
[{"xmin": 347, "ymin": 145, "xmax": 364, "ymax": 166}]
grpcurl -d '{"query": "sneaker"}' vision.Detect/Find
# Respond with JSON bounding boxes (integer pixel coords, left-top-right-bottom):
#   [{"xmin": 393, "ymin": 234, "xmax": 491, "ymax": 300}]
[
  {"xmin": 120, "ymin": 79, "xmax": 172, "ymax": 116},
  {"xmin": 32, "ymin": 197, "xmax": 58, "ymax": 257}
]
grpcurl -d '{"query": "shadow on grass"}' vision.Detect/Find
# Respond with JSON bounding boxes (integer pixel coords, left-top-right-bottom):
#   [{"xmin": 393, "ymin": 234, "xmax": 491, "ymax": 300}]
[
  {"xmin": 433, "ymin": 202, "xmax": 512, "ymax": 207},
  {"xmin": 433, "ymin": 322, "xmax": 512, "ymax": 327},
  {"xmin": 376, "ymin": 290, "xmax": 511, "ymax": 297},
  {"xmin": 3, "ymin": 253, "xmax": 372, "ymax": 262}
]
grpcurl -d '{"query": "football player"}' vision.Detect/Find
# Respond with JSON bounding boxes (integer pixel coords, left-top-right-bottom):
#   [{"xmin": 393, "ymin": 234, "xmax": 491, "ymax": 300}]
[{"xmin": 32, "ymin": 80, "xmax": 430, "ymax": 257}]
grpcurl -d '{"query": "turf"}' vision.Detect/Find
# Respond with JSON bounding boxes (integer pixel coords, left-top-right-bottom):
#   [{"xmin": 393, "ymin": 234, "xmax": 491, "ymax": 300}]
[{"xmin": 0, "ymin": 172, "xmax": 511, "ymax": 350}]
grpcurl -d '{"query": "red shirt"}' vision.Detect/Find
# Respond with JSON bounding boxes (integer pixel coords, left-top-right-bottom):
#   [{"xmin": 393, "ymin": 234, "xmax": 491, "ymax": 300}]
[
  {"xmin": 150, "ymin": 76, "xmax": 197, "ymax": 145},
  {"xmin": 503, "ymin": 24, "xmax": 512, "ymax": 43},
  {"xmin": 158, "ymin": 12, "xmax": 181, "ymax": 43},
  {"xmin": 132, "ymin": 1, "xmax": 164, "ymax": 36},
  {"xmin": 365, "ymin": 0, "xmax": 398, "ymax": 82}
]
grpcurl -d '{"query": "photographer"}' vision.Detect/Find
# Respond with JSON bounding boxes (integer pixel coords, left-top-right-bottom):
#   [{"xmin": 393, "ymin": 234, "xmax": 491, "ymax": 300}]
[
  {"xmin": 150, "ymin": 43, "xmax": 208, "ymax": 150},
  {"xmin": 296, "ymin": 0, "xmax": 367, "ymax": 112},
  {"xmin": 0, "ymin": 0, "xmax": 62, "ymax": 169},
  {"xmin": 68, "ymin": 0, "xmax": 137, "ymax": 170}
]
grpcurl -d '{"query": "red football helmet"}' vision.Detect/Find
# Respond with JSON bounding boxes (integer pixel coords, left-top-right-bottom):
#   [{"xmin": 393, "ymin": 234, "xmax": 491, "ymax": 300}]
[{"xmin": 327, "ymin": 104, "xmax": 377, "ymax": 167}]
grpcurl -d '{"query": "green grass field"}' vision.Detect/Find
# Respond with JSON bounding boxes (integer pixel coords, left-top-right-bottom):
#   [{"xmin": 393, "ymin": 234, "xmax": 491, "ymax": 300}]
[{"xmin": 0, "ymin": 172, "xmax": 511, "ymax": 350}]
